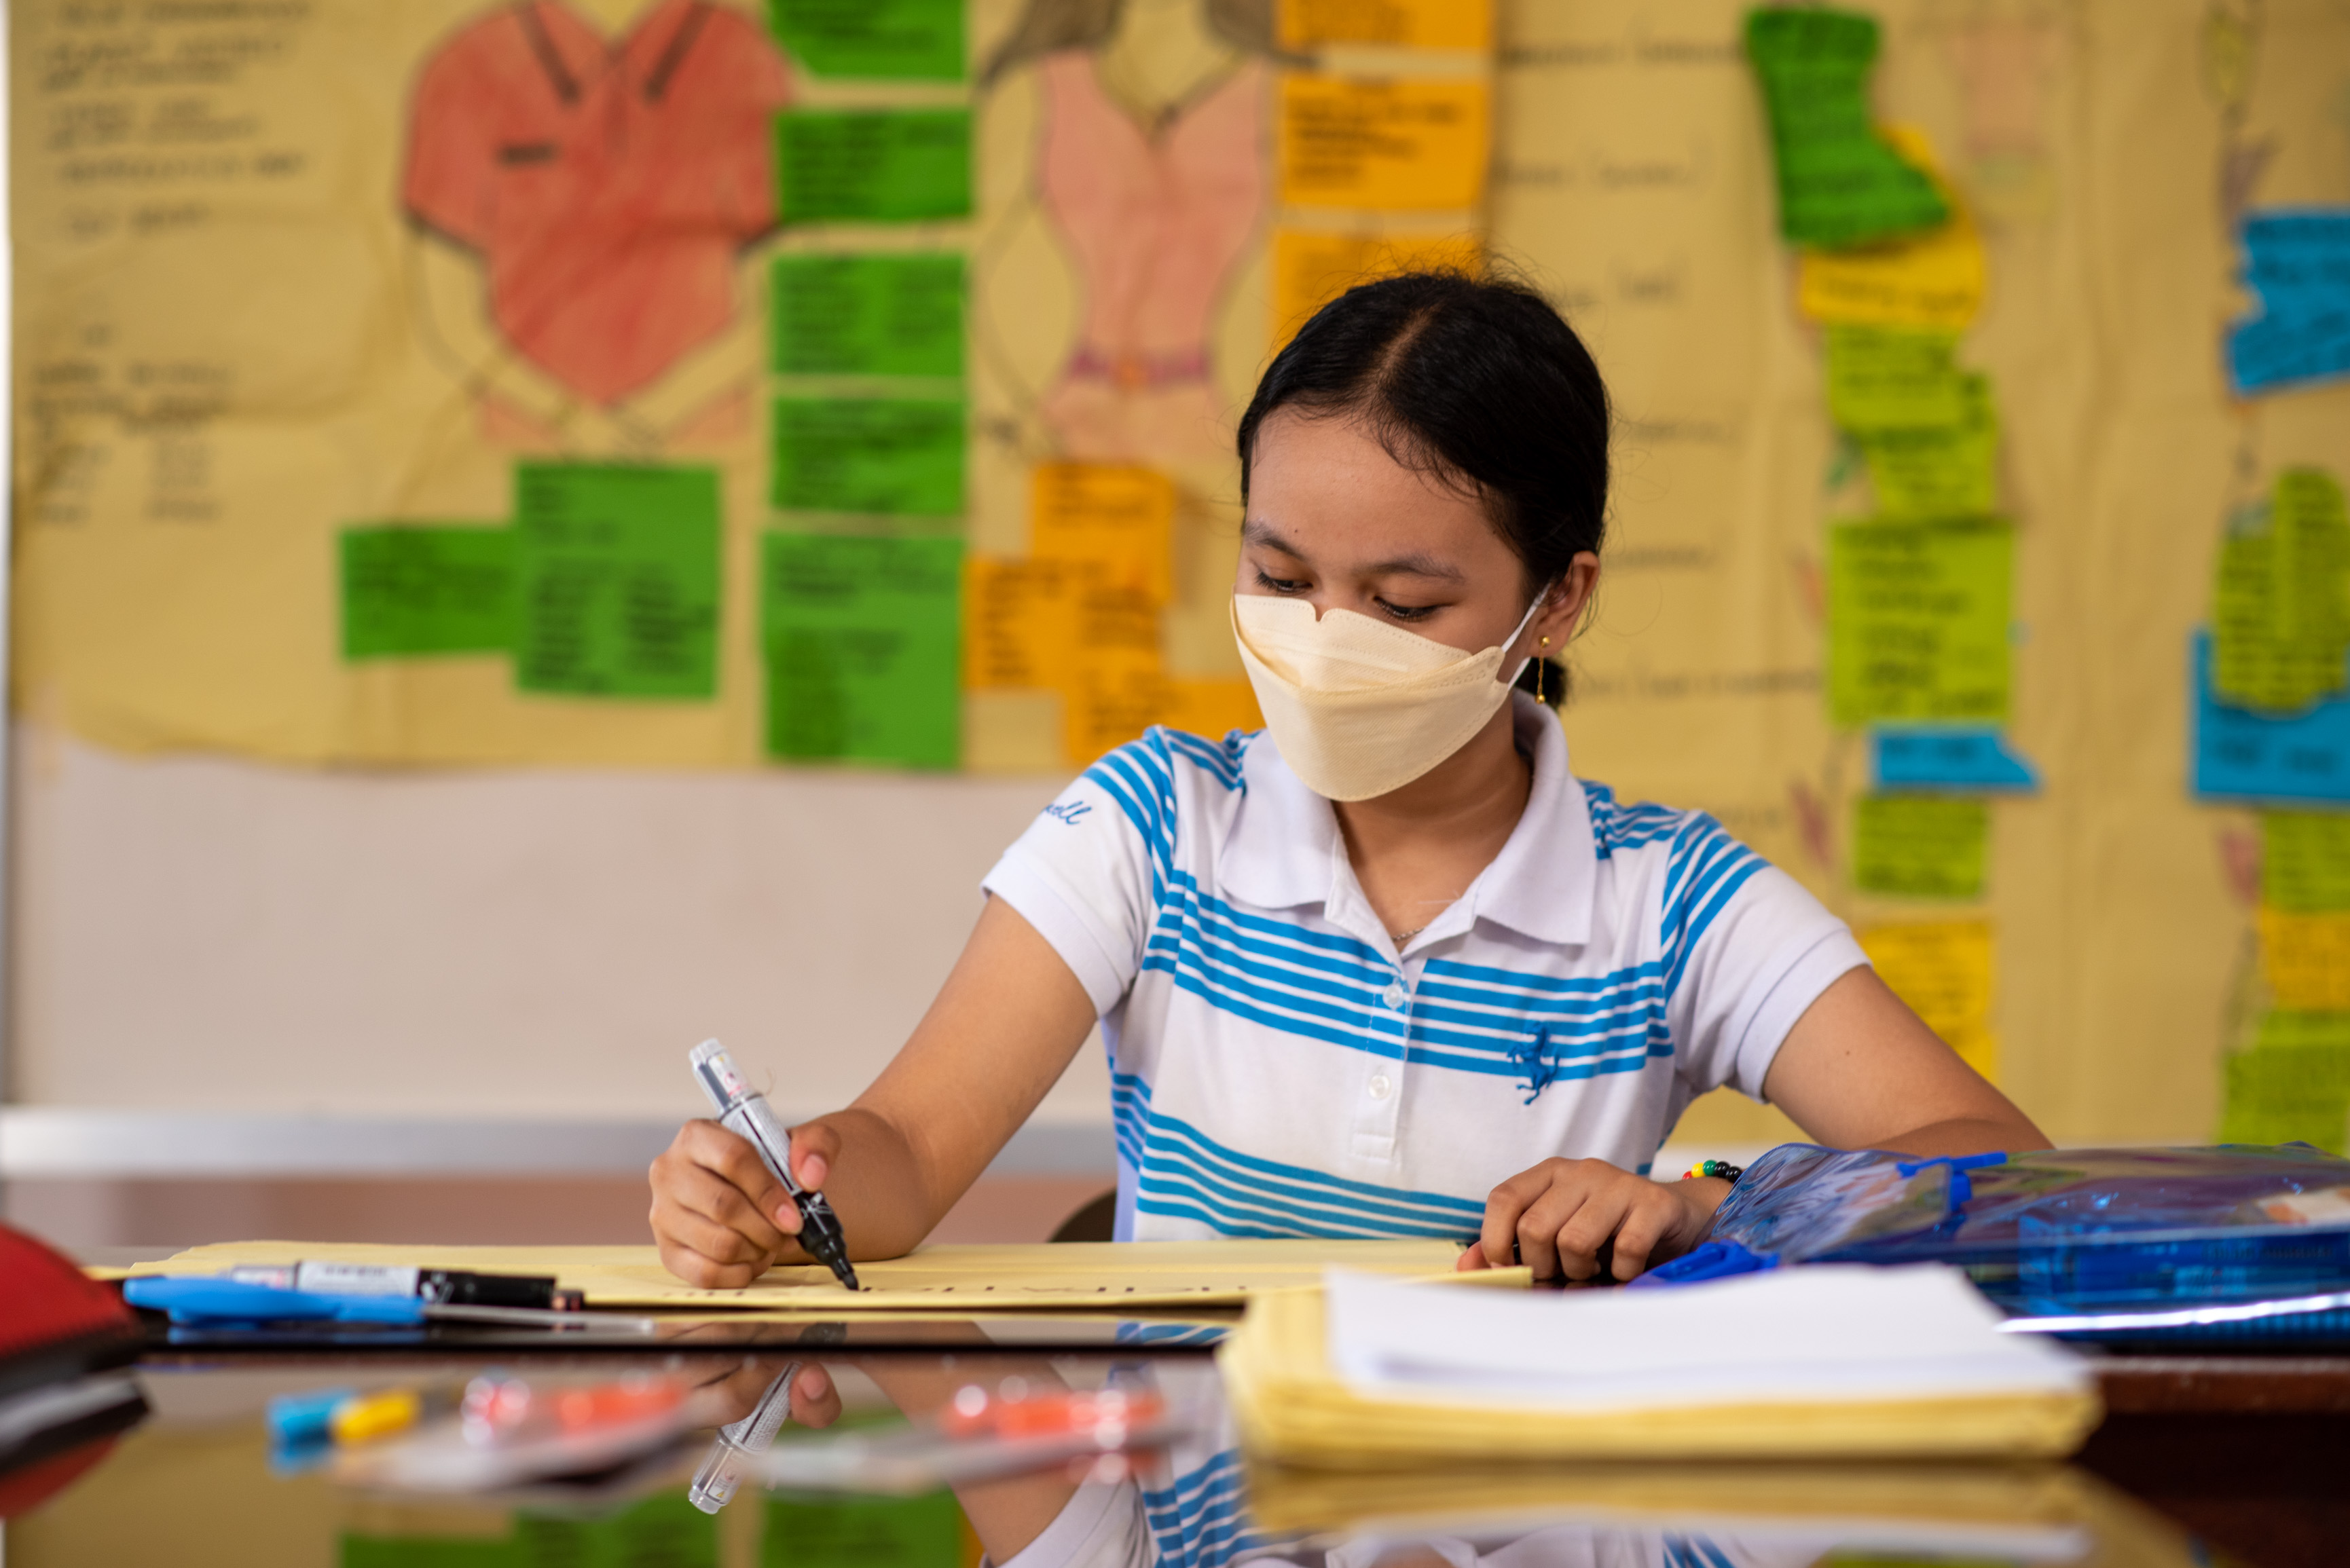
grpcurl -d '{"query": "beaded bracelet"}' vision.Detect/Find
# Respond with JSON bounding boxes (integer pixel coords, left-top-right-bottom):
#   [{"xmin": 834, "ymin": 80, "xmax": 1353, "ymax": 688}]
[{"xmin": 1681, "ymin": 1159, "xmax": 1744, "ymax": 1184}]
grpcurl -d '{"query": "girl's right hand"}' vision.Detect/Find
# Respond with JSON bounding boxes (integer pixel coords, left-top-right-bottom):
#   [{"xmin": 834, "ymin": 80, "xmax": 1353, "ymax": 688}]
[{"xmin": 649, "ymin": 1117, "xmax": 839, "ymax": 1288}]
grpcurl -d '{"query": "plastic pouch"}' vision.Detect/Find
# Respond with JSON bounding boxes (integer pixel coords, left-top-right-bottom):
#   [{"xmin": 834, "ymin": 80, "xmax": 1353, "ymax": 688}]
[{"xmin": 1691, "ymin": 1142, "xmax": 2350, "ymax": 1316}]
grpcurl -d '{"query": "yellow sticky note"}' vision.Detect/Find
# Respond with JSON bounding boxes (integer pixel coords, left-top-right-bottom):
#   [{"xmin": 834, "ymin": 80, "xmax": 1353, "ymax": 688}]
[
  {"xmin": 963, "ymin": 557, "xmax": 1076, "ymax": 691},
  {"xmin": 1277, "ymin": 0, "xmax": 1493, "ymax": 51},
  {"xmin": 1031, "ymin": 463, "xmax": 1175, "ymax": 604},
  {"xmin": 1798, "ymin": 128, "xmax": 1986, "ymax": 332},
  {"xmin": 1279, "ymin": 75, "xmax": 1490, "ymax": 211},
  {"xmin": 1167, "ymin": 678, "xmax": 1265, "ymax": 742},
  {"xmin": 1859, "ymin": 920, "xmax": 1998, "ymax": 1080},
  {"xmin": 2259, "ymin": 908, "xmax": 2350, "ymax": 1010},
  {"xmin": 1065, "ymin": 639, "xmax": 1170, "ymax": 768},
  {"xmin": 1272, "ymin": 228, "xmax": 1483, "ymax": 345}
]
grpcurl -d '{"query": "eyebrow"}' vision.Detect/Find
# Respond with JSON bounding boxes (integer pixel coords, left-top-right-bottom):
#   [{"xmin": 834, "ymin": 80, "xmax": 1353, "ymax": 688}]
[{"xmin": 1242, "ymin": 520, "xmax": 1468, "ymax": 583}]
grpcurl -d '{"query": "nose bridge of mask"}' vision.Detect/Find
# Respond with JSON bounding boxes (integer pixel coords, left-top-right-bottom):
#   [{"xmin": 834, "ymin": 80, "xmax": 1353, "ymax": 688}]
[
  {"xmin": 1234, "ymin": 592, "xmax": 1549, "ymax": 694},
  {"xmin": 1234, "ymin": 597, "xmax": 1468, "ymax": 692}
]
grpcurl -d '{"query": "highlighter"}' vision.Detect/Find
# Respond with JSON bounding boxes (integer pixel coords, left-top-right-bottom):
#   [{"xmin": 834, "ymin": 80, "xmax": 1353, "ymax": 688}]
[{"xmin": 689, "ymin": 1039, "xmax": 862, "ymax": 1292}]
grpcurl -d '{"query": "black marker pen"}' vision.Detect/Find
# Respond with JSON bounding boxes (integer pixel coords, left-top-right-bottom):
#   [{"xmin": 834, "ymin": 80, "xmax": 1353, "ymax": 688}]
[{"xmin": 689, "ymin": 1039, "xmax": 862, "ymax": 1292}]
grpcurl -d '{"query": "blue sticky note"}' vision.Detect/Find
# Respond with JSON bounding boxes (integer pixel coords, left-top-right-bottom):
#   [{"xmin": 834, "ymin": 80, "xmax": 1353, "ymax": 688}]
[
  {"xmin": 2192, "ymin": 631, "xmax": 2350, "ymax": 804},
  {"xmin": 1871, "ymin": 726, "xmax": 2040, "ymax": 793},
  {"xmin": 2226, "ymin": 208, "xmax": 2350, "ymax": 396}
]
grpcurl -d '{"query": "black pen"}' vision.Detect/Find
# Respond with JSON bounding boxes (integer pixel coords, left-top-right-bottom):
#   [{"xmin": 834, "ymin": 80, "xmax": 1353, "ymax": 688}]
[{"xmin": 689, "ymin": 1039, "xmax": 862, "ymax": 1291}]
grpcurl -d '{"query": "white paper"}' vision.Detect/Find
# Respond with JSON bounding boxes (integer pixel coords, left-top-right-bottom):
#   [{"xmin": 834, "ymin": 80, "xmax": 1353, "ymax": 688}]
[{"xmin": 1325, "ymin": 1265, "xmax": 2089, "ymax": 1414}]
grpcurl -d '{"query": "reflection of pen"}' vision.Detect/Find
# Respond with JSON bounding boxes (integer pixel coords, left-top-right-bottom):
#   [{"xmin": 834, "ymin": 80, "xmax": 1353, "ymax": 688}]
[
  {"xmin": 689, "ymin": 1360, "xmax": 801, "ymax": 1514},
  {"xmin": 689, "ymin": 1040, "xmax": 862, "ymax": 1292}
]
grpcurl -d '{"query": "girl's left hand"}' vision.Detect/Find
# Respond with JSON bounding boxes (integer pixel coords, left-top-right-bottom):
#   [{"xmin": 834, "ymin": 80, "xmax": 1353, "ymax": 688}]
[{"xmin": 1455, "ymin": 1159, "xmax": 1731, "ymax": 1283}]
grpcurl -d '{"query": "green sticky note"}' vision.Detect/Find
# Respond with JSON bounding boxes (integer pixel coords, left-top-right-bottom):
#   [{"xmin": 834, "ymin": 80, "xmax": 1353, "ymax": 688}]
[
  {"xmin": 339, "ymin": 526, "xmax": 512, "ymax": 660},
  {"xmin": 769, "ymin": 0, "xmax": 963, "ymax": 80},
  {"xmin": 1828, "ymin": 519, "xmax": 2013, "ymax": 727},
  {"xmin": 763, "ymin": 533, "xmax": 961, "ymax": 768},
  {"xmin": 1860, "ymin": 374, "xmax": 1999, "ymax": 519},
  {"xmin": 1853, "ymin": 795, "xmax": 1989, "ymax": 900},
  {"xmin": 772, "ymin": 254, "xmax": 964, "ymax": 377},
  {"xmin": 2220, "ymin": 1020, "xmax": 2350, "ymax": 1154},
  {"xmin": 2264, "ymin": 812, "xmax": 2350, "ymax": 912},
  {"xmin": 514, "ymin": 463, "xmax": 721, "ymax": 699},
  {"xmin": 1826, "ymin": 326, "xmax": 1970, "ymax": 434},
  {"xmin": 1744, "ymin": 7, "xmax": 1949, "ymax": 248},
  {"xmin": 777, "ymin": 109, "xmax": 972, "ymax": 223},
  {"xmin": 773, "ymin": 397, "xmax": 964, "ymax": 517},
  {"xmin": 2212, "ymin": 468, "xmax": 2350, "ymax": 713}
]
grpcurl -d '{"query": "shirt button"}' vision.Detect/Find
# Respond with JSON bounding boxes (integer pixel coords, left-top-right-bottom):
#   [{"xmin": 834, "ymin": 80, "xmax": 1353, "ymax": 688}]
[
  {"xmin": 1381, "ymin": 983, "xmax": 1406, "ymax": 1010},
  {"xmin": 1367, "ymin": 1074, "xmax": 1394, "ymax": 1100}
]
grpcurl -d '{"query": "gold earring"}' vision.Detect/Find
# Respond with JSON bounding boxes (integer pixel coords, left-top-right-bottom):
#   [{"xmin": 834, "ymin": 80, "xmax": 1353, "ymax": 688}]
[{"xmin": 1537, "ymin": 636, "xmax": 1549, "ymax": 703}]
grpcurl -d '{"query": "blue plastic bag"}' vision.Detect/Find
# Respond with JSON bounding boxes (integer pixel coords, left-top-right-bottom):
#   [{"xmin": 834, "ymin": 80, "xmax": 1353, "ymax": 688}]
[{"xmin": 1651, "ymin": 1142, "xmax": 2350, "ymax": 1318}]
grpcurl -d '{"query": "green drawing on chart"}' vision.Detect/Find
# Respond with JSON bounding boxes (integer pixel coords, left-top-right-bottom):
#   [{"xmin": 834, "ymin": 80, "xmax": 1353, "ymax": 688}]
[
  {"xmin": 1853, "ymin": 794, "xmax": 1989, "ymax": 901},
  {"xmin": 1826, "ymin": 326, "xmax": 1970, "ymax": 434},
  {"xmin": 513, "ymin": 463, "xmax": 721, "ymax": 700},
  {"xmin": 2219, "ymin": 1010, "xmax": 2350, "ymax": 1153},
  {"xmin": 1744, "ymin": 5, "xmax": 1949, "ymax": 248},
  {"xmin": 772, "ymin": 253, "xmax": 965, "ymax": 379},
  {"xmin": 773, "ymin": 397, "xmax": 966, "ymax": 517},
  {"xmin": 2262, "ymin": 810, "xmax": 2350, "ymax": 912},
  {"xmin": 763, "ymin": 532, "xmax": 962, "ymax": 770},
  {"xmin": 1860, "ymin": 374, "xmax": 2000, "ymax": 519},
  {"xmin": 1827, "ymin": 519, "xmax": 2013, "ymax": 727},
  {"xmin": 769, "ymin": 0, "xmax": 964, "ymax": 81},
  {"xmin": 2212, "ymin": 468, "xmax": 2350, "ymax": 714},
  {"xmin": 777, "ymin": 109, "xmax": 972, "ymax": 222},
  {"xmin": 339, "ymin": 525, "xmax": 513, "ymax": 660}
]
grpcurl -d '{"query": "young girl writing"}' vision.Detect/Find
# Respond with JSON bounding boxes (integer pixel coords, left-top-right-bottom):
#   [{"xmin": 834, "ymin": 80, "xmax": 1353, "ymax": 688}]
[{"xmin": 649, "ymin": 272, "xmax": 2045, "ymax": 1288}]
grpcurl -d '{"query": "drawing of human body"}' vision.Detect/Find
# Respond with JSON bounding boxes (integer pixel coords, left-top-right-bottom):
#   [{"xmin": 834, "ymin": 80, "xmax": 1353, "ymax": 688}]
[
  {"xmin": 985, "ymin": 0, "xmax": 1277, "ymax": 466},
  {"xmin": 403, "ymin": 0, "xmax": 790, "ymax": 455}
]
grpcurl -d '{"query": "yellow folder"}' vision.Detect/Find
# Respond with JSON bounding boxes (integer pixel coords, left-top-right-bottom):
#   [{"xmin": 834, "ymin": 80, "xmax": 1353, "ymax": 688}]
[{"xmin": 1219, "ymin": 1284, "xmax": 2104, "ymax": 1464}]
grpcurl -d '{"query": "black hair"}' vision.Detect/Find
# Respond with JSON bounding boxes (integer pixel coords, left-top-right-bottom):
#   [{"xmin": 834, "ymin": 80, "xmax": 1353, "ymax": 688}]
[
  {"xmin": 982, "ymin": 0, "xmax": 1276, "ymax": 87},
  {"xmin": 1235, "ymin": 271, "xmax": 1610, "ymax": 707}
]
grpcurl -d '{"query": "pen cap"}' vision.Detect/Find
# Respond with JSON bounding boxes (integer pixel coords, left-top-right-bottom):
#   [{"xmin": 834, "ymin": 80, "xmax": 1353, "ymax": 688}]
[
  {"xmin": 689, "ymin": 1440, "xmax": 748, "ymax": 1514},
  {"xmin": 689, "ymin": 1039, "xmax": 753, "ymax": 1115}
]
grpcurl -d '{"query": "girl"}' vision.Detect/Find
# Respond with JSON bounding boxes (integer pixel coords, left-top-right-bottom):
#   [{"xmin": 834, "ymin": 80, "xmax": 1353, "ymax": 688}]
[{"xmin": 649, "ymin": 273, "xmax": 2046, "ymax": 1288}]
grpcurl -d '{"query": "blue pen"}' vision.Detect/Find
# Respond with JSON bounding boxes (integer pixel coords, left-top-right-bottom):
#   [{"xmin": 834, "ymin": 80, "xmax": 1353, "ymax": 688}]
[{"xmin": 124, "ymin": 1276, "xmax": 657, "ymax": 1333}]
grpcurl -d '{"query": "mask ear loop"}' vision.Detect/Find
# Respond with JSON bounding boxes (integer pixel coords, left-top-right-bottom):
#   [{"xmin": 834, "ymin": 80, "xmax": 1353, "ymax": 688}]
[{"xmin": 1505, "ymin": 582, "xmax": 1559, "ymax": 690}]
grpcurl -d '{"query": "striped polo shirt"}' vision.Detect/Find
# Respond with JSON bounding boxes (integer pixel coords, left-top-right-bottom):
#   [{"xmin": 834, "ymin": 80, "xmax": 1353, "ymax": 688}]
[{"xmin": 981, "ymin": 692, "xmax": 1867, "ymax": 1244}]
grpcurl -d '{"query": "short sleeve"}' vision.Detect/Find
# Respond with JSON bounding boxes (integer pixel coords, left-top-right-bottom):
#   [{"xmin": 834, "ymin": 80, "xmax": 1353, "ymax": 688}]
[
  {"xmin": 1657, "ymin": 819, "xmax": 1869, "ymax": 1100},
  {"xmin": 403, "ymin": 26, "xmax": 501, "ymax": 247},
  {"xmin": 980, "ymin": 744, "xmax": 1167, "ymax": 1018},
  {"xmin": 987, "ymin": 1480, "xmax": 1150, "ymax": 1568}
]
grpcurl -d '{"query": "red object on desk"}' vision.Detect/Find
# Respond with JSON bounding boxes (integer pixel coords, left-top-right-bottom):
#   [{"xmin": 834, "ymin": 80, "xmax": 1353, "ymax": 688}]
[{"xmin": 0, "ymin": 1222, "xmax": 147, "ymax": 1518}]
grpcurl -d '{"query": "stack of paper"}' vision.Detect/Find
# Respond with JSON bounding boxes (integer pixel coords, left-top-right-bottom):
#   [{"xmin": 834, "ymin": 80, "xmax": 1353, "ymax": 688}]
[{"xmin": 1221, "ymin": 1266, "xmax": 2101, "ymax": 1464}]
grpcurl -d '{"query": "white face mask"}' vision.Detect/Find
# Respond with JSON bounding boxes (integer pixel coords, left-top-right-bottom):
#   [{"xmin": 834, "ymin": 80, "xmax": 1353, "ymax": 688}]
[{"xmin": 1232, "ymin": 590, "xmax": 1548, "ymax": 802}]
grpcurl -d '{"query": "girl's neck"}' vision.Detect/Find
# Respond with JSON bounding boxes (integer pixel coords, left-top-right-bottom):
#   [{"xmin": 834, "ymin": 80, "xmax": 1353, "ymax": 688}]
[{"xmin": 1332, "ymin": 702, "xmax": 1535, "ymax": 934}]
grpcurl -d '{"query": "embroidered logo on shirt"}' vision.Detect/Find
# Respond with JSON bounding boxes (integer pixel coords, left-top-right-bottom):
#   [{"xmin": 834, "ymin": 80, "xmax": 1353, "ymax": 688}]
[
  {"xmin": 1042, "ymin": 800, "xmax": 1093, "ymax": 825},
  {"xmin": 1511, "ymin": 1024, "xmax": 1560, "ymax": 1104}
]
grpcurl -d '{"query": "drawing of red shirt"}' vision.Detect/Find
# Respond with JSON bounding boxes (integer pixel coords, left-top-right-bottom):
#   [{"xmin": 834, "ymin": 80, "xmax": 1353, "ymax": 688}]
[{"xmin": 404, "ymin": 0, "xmax": 790, "ymax": 407}]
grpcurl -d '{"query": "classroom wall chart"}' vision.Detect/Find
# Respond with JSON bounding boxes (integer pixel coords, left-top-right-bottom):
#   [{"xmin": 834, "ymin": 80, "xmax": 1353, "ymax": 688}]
[
  {"xmin": 11, "ymin": 0, "xmax": 1492, "ymax": 772},
  {"xmin": 11, "ymin": 0, "xmax": 2350, "ymax": 1149}
]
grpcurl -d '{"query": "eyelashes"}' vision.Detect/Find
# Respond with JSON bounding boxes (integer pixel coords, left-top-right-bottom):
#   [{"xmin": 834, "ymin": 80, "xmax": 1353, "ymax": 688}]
[{"xmin": 1252, "ymin": 570, "xmax": 1442, "ymax": 622}]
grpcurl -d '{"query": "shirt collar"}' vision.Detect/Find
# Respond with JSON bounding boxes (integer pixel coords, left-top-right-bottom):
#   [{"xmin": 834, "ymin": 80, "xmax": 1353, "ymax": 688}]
[{"xmin": 1218, "ymin": 692, "xmax": 1596, "ymax": 948}]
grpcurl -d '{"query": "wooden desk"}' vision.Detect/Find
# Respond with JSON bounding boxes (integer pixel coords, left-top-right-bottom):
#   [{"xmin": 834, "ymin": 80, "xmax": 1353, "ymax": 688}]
[{"xmin": 2083, "ymin": 1356, "xmax": 2350, "ymax": 1568}]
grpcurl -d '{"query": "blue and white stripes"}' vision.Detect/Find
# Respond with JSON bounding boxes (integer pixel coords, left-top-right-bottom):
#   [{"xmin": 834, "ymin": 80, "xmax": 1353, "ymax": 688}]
[{"xmin": 985, "ymin": 696, "xmax": 1867, "ymax": 1245}]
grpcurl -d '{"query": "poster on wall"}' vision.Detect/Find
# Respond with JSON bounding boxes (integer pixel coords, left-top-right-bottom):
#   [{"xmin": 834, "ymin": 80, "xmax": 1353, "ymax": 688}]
[{"xmin": 10, "ymin": 0, "xmax": 1492, "ymax": 772}]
